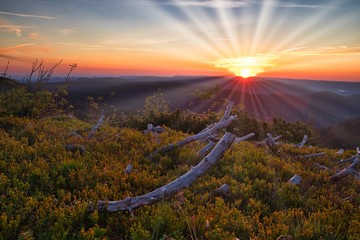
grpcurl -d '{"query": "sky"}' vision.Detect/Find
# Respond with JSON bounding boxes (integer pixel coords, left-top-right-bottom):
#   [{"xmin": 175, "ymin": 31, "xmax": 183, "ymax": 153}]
[{"xmin": 0, "ymin": 0, "xmax": 360, "ymax": 81}]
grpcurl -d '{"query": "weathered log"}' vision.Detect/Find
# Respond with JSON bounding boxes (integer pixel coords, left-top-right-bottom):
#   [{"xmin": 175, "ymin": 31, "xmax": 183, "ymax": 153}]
[
  {"xmin": 295, "ymin": 135, "xmax": 308, "ymax": 148},
  {"xmin": 198, "ymin": 141, "xmax": 216, "ymax": 158},
  {"xmin": 96, "ymin": 132, "xmax": 236, "ymax": 213},
  {"xmin": 256, "ymin": 135, "xmax": 282, "ymax": 146},
  {"xmin": 297, "ymin": 152, "xmax": 325, "ymax": 159},
  {"xmin": 65, "ymin": 144, "xmax": 86, "ymax": 156},
  {"xmin": 148, "ymin": 102, "xmax": 237, "ymax": 159},
  {"xmin": 88, "ymin": 113, "xmax": 105, "ymax": 139},
  {"xmin": 288, "ymin": 174, "xmax": 301, "ymax": 185},
  {"xmin": 143, "ymin": 123, "xmax": 165, "ymax": 134},
  {"xmin": 234, "ymin": 133, "xmax": 255, "ymax": 143},
  {"xmin": 125, "ymin": 164, "xmax": 133, "ymax": 174},
  {"xmin": 215, "ymin": 183, "xmax": 230, "ymax": 195},
  {"xmin": 336, "ymin": 148, "xmax": 344, "ymax": 155},
  {"xmin": 330, "ymin": 156, "xmax": 360, "ymax": 182}
]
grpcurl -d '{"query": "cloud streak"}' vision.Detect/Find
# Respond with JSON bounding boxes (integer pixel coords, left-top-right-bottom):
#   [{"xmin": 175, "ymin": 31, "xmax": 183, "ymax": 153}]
[
  {"xmin": 0, "ymin": 21, "xmax": 37, "ymax": 37},
  {"xmin": 60, "ymin": 28, "xmax": 78, "ymax": 35},
  {"xmin": 160, "ymin": 0, "xmax": 248, "ymax": 8},
  {"xmin": 0, "ymin": 11, "xmax": 55, "ymax": 19}
]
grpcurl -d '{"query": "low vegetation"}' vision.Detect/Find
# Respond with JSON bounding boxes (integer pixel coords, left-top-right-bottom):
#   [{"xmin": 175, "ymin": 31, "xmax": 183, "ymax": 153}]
[{"xmin": 1, "ymin": 76, "xmax": 359, "ymax": 239}]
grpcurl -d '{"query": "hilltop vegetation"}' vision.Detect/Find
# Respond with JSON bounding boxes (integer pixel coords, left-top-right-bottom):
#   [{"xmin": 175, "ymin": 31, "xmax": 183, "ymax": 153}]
[{"xmin": 1, "ymin": 77, "xmax": 360, "ymax": 239}]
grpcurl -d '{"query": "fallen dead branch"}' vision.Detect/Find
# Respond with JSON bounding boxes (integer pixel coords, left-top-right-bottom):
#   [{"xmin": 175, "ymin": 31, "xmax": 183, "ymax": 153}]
[
  {"xmin": 95, "ymin": 132, "xmax": 236, "ymax": 213},
  {"xmin": 330, "ymin": 155, "xmax": 360, "ymax": 182},
  {"xmin": 88, "ymin": 113, "xmax": 105, "ymax": 139},
  {"xmin": 256, "ymin": 135, "xmax": 282, "ymax": 146},
  {"xmin": 338, "ymin": 147, "xmax": 360, "ymax": 165},
  {"xmin": 295, "ymin": 135, "xmax": 308, "ymax": 148},
  {"xmin": 147, "ymin": 102, "xmax": 237, "ymax": 159}
]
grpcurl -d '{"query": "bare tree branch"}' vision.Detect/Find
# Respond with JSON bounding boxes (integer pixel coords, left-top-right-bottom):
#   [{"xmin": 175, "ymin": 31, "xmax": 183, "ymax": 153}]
[
  {"xmin": 198, "ymin": 141, "xmax": 216, "ymax": 158},
  {"xmin": 88, "ymin": 113, "xmax": 105, "ymax": 139},
  {"xmin": 295, "ymin": 135, "xmax": 308, "ymax": 148},
  {"xmin": 148, "ymin": 101, "xmax": 237, "ymax": 159},
  {"xmin": 331, "ymin": 156, "xmax": 360, "ymax": 182},
  {"xmin": 234, "ymin": 133, "xmax": 255, "ymax": 143},
  {"xmin": 256, "ymin": 135, "xmax": 282, "ymax": 146},
  {"xmin": 95, "ymin": 132, "xmax": 236, "ymax": 213}
]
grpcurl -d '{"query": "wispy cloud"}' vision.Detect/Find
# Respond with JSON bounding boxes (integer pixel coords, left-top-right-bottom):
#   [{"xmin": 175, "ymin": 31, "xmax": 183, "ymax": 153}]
[
  {"xmin": 1, "ymin": 43, "xmax": 37, "ymax": 50},
  {"xmin": 160, "ymin": 0, "xmax": 248, "ymax": 8},
  {"xmin": 276, "ymin": 3, "xmax": 335, "ymax": 9},
  {"xmin": 0, "ymin": 11, "xmax": 55, "ymax": 19},
  {"xmin": 60, "ymin": 28, "xmax": 78, "ymax": 35},
  {"xmin": 56, "ymin": 42, "xmax": 104, "ymax": 49},
  {"xmin": 0, "ymin": 20, "xmax": 37, "ymax": 37}
]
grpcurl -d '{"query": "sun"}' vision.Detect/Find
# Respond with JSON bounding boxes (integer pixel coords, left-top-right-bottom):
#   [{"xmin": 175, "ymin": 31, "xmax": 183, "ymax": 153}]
[{"xmin": 213, "ymin": 56, "xmax": 276, "ymax": 78}]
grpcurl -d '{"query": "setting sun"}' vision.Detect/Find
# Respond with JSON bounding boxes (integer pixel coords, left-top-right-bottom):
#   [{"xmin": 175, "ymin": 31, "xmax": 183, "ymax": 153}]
[{"xmin": 213, "ymin": 56, "xmax": 275, "ymax": 78}]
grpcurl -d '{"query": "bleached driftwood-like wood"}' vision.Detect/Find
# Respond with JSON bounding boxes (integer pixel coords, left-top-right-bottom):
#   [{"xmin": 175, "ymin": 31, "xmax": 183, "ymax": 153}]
[
  {"xmin": 220, "ymin": 101, "xmax": 233, "ymax": 122},
  {"xmin": 65, "ymin": 144, "xmax": 86, "ymax": 156},
  {"xmin": 336, "ymin": 148, "xmax": 344, "ymax": 155},
  {"xmin": 297, "ymin": 152, "xmax": 325, "ymax": 159},
  {"xmin": 338, "ymin": 147, "xmax": 360, "ymax": 165},
  {"xmin": 266, "ymin": 133, "xmax": 278, "ymax": 147},
  {"xmin": 125, "ymin": 164, "xmax": 133, "ymax": 174},
  {"xmin": 256, "ymin": 135, "xmax": 282, "ymax": 146},
  {"xmin": 295, "ymin": 135, "xmax": 308, "ymax": 148},
  {"xmin": 143, "ymin": 123, "xmax": 165, "ymax": 134},
  {"xmin": 96, "ymin": 132, "xmax": 236, "ymax": 213},
  {"xmin": 198, "ymin": 141, "xmax": 216, "ymax": 158},
  {"xmin": 148, "ymin": 102, "xmax": 237, "ymax": 159},
  {"xmin": 330, "ymin": 155, "xmax": 360, "ymax": 182},
  {"xmin": 88, "ymin": 113, "xmax": 105, "ymax": 139},
  {"xmin": 288, "ymin": 174, "xmax": 301, "ymax": 185},
  {"xmin": 234, "ymin": 133, "xmax": 255, "ymax": 143},
  {"xmin": 215, "ymin": 183, "xmax": 229, "ymax": 195}
]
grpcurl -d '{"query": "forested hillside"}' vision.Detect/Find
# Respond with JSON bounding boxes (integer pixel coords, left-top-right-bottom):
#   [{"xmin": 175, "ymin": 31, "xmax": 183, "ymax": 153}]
[{"xmin": 1, "ymin": 77, "xmax": 359, "ymax": 239}]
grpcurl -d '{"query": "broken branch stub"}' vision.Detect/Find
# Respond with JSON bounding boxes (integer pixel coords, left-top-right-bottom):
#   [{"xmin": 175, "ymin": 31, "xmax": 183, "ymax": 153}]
[
  {"xmin": 295, "ymin": 135, "xmax": 308, "ymax": 148},
  {"xmin": 96, "ymin": 132, "xmax": 236, "ymax": 212},
  {"xmin": 256, "ymin": 135, "xmax": 282, "ymax": 146},
  {"xmin": 288, "ymin": 174, "xmax": 301, "ymax": 185}
]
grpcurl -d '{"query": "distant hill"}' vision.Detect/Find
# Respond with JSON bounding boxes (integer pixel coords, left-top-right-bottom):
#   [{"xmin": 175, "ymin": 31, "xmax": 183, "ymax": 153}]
[
  {"xmin": 317, "ymin": 117, "xmax": 360, "ymax": 149},
  {"xmin": 44, "ymin": 76, "xmax": 360, "ymax": 128}
]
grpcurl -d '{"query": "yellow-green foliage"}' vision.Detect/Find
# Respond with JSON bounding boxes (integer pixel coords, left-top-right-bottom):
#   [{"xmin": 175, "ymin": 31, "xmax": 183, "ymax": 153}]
[{"xmin": 1, "ymin": 113, "xmax": 360, "ymax": 240}]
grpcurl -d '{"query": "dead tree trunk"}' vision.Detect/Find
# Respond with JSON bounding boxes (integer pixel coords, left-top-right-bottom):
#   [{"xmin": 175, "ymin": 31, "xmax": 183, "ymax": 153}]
[
  {"xmin": 96, "ymin": 132, "xmax": 236, "ymax": 213},
  {"xmin": 148, "ymin": 102, "xmax": 237, "ymax": 159}
]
